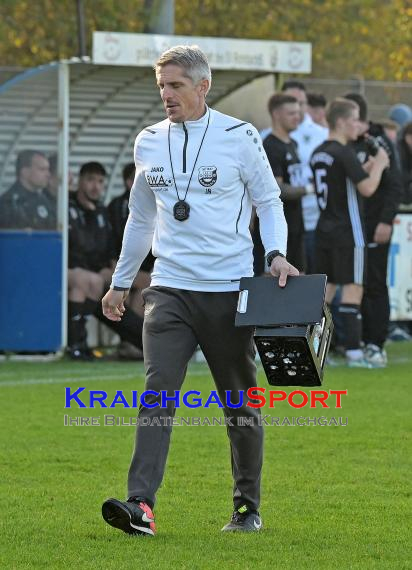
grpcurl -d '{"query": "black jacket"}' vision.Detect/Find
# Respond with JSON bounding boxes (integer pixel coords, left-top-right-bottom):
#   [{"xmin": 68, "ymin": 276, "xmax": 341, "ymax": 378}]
[
  {"xmin": 0, "ymin": 181, "xmax": 56, "ymax": 230},
  {"xmin": 68, "ymin": 193, "xmax": 116, "ymax": 272},
  {"xmin": 351, "ymin": 123, "xmax": 402, "ymax": 240},
  {"xmin": 398, "ymin": 133, "xmax": 412, "ymax": 206}
]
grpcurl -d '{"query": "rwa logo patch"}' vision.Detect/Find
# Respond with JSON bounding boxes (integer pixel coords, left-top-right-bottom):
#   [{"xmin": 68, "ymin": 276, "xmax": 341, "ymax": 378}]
[
  {"xmin": 198, "ymin": 166, "xmax": 217, "ymax": 190},
  {"xmin": 145, "ymin": 166, "xmax": 172, "ymax": 191}
]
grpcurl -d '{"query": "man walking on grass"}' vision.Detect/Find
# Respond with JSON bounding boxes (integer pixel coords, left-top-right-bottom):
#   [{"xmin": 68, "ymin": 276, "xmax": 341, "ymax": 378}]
[{"xmin": 101, "ymin": 45, "xmax": 298, "ymax": 535}]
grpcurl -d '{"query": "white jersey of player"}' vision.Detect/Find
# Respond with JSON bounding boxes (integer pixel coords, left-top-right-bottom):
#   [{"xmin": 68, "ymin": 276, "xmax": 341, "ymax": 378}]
[{"xmin": 291, "ymin": 114, "xmax": 328, "ymax": 231}]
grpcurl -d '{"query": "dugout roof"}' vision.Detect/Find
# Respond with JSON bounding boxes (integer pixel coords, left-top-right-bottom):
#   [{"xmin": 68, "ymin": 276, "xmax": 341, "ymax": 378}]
[{"xmin": 0, "ymin": 32, "xmax": 311, "ymax": 204}]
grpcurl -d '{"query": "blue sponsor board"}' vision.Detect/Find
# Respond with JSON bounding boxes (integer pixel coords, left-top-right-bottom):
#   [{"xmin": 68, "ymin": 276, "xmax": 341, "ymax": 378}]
[
  {"xmin": 0, "ymin": 231, "xmax": 62, "ymax": 351},
  {"xmin": 388, "ymin": 214, "xmax": 412, "ymax": 321}
]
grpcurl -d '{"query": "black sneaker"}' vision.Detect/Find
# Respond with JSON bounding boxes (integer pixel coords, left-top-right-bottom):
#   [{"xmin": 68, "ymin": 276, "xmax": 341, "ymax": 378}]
[
  {"xmin": 221, "ymin": 505, "xmax": 263, "ymax": 532},
  {"xmin": 67, "ymin": 346, "xmax": 104, "ymax": 361},
  {"xmin": 102, "ymin": 497, "xmax": 156, "ymax": 536}
]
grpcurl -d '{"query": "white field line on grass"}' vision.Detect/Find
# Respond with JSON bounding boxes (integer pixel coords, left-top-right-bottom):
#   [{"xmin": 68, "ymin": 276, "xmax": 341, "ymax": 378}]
[
  {"xmin": 0, "ymin": 367, "xmax": 210, "ymax": 388},
  {"xmin": 0, "ymin": 368, "xmax": 143, "ymax": 380},
  {"xmin": 0, "ymin": 355, "xmax": 410, "ymax": 388},
  {"xmin": 0, "ymin": 373, "xmax": 140, "ymax": 387},
  {"xmin": 0, "ymin": 362, "xmax": 210, "ymax": 380},
  {"xmin": 0, "ymin": 363, "xmax": 150, "ymax": 377}
]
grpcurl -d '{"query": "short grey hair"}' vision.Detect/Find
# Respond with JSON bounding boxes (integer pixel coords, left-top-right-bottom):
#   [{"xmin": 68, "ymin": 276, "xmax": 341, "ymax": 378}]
[{"xmin": 155, "ymin": 45, "xmax": 212, "ymax": 91}]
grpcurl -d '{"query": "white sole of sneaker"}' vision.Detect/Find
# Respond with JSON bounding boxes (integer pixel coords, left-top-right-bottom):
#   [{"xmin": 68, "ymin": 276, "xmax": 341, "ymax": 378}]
[{"xmin": 102, "ymin": 498, "xmax": 154, "ymax": 536}]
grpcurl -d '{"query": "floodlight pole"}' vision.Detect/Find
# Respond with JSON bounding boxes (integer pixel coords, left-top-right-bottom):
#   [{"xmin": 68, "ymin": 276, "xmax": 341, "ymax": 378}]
[
  {"xmin": 76, "ymin": 0, "xmax": 87, "ymax": 57},
  {"xmin": 144, "ymin": 0, "xmax": 175, "ymax": 34}
]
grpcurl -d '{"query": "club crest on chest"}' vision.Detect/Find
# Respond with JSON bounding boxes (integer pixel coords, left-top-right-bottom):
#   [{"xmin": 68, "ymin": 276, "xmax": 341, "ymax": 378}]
[{"xmin": 198, "ymin": 166, "xmax": 217, "ymax": 189}]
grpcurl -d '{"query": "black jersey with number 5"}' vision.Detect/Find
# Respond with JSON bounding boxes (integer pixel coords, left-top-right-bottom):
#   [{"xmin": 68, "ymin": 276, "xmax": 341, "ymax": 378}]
[{"xmin": 310, "ymin": 140, "xmax": 368, "ymax": 247}]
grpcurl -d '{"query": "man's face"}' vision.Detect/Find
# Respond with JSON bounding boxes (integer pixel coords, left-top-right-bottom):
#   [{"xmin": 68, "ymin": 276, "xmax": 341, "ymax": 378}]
[
  {"xmin": 308, "ymin": 106, "xmax": 327, "ymax": 128},
  {"xmin": 48, "ymin": 172, "xmax": 58, "ymax": 196},
  {"xmin": 273, "ymin": 102, "xmax": 301, "ymax": 133},
  {"xmin": 78, "ymin": 172, "xmax": 105, "ymax": 203},
  {"xmin": 357, "ymin": 119, "xmax": 369, "ymax": 137},
  {"xmin": 283, "ymin": 87, "xmax": 307, "ymax": 122},
  {"xmin": 156, "ymin": 64, "xmax": 209, "ymax": 123},
  {"xmin": 384, "ymin": 127, "xmax": 398, "ymax": 144},
  {"xmin": 21, "ymin": 154, "xmax": 50, "ymax": 190},
  {"xmin": 341, "ymin": 109, "xmax": 361, "ymax": 141}
]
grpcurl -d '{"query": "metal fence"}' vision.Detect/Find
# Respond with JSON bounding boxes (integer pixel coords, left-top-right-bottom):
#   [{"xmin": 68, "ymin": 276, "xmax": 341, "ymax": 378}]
[
  {"xmin": 303, "ymin": 78, "xmax": 412, "ymax": 122},
  {"xmin": 2, "ymin": 66, "xmax": 411, "ymax": 128}
]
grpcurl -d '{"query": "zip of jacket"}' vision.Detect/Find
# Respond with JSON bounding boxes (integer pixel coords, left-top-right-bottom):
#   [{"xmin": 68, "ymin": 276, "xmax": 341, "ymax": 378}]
[{"xmin": 182, "ymin": 122, "xmax": 188, "ymax": 173}]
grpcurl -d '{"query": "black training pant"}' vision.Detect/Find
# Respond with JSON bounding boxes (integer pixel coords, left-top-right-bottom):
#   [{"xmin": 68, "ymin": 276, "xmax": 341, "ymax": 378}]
[
  {"xmin": 127, "ymin": 286, "xmax": 263, "ymax": 511},
  {"xmin": 362, "ymin": 243, "xmax": 391, "ymax": 348}
]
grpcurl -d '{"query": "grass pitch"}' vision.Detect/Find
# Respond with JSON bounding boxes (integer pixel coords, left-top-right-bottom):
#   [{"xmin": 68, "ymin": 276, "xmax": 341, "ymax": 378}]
[{"xmin": 0, "ymin": 342, "xmax": 411, "ymax": 569}]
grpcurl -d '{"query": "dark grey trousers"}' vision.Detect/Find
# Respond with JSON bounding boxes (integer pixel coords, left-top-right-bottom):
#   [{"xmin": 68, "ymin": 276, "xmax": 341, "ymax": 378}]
[{"xmin": 127, "ymin": 286, "xmax": 263, "ymax": 511}]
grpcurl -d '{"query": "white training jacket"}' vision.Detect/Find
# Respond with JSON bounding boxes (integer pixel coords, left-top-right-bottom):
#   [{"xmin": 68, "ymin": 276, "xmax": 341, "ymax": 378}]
[{"xmin": 111, "ymin": 107, "xmax": 287, "ymax": 292}]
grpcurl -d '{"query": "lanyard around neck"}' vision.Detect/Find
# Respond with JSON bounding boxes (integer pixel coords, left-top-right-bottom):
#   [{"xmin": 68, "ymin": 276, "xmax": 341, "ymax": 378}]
[{"xmin": 167, "ymin": 110, "xmax": 211, "ymax": 203}]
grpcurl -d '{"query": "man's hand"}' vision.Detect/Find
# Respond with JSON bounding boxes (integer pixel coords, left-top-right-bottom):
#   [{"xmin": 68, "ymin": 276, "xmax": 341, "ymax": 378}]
[
  {"xmin": 269, "ymin": 256, "xmax": 299, "ymax": 287},
  {"xmin": 363, "ymin": 147, "xmax": 390, "ymax": 174},
  {"xmin": 375, "ymin": 146, "xmax": 390, "ymax": 169},
  {"xmin": 101, "ymin": 289, "xmax": 129, "ymax": 321},
  {"xmin": 373, "ymin": 222, "xmax": 392, "ymax": 244},
  {"xmin": 362, "ymin": 156, "xmax": 375, "ymax": 174}
]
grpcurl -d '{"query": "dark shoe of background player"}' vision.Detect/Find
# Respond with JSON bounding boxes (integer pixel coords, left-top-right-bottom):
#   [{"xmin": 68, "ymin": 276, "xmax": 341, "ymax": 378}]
[
  {"xmin": 67, "ymin": 345, "xmax": 104, "ymax": 361},
  {"xmin": 102, "ymin": 497, "xmax": 156, "ymax": 536},
  {"xmin": 221, "ymin": 505, "xmax": 263, "ymax": 532},
  {"xmin": 387, "ymin": 326, "xmax": 411, "ymax": 342}
]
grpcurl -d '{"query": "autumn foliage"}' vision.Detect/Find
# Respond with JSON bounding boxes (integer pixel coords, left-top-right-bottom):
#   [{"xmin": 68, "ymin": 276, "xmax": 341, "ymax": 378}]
[{"xmin": 0, "ymin": 0, "xmax": 411, "ymax": 80}]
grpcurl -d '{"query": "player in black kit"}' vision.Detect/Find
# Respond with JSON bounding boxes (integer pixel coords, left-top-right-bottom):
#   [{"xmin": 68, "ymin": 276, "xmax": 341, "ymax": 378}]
[
  {"xmin": 263, "ymin": 93, "xmax": 315, "ymax": 271},
  {"xmin": 310, "ymin": 98, "xmax": 389, "ymax": 367},
  {"xmin": 108, "ymin": 164, "xmax": 136, "ymax": 258},
  {"xmin": 68, "ymin": 162, "xmax": 144, "ymax": 359},
  {"xmin": 343, "ymin": 93, "xmax": 402, "ymax": 367}
]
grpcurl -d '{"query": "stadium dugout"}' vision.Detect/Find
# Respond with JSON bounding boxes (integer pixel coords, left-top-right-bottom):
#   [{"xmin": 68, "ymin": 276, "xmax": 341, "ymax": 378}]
[{"xmin": 0, "ymin": 32, "xmax": 311, "ymax": 356}]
